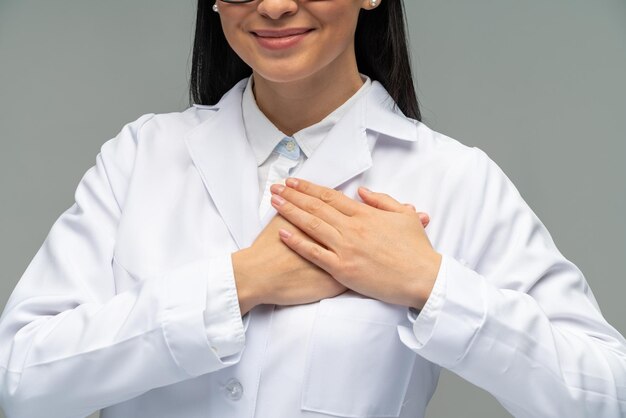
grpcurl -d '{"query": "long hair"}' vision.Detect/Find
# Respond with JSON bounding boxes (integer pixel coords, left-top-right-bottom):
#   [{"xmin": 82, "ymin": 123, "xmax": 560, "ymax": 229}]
[{"xmin": 189, "ymin": 0, "xmax": 421, "ymax": 121}]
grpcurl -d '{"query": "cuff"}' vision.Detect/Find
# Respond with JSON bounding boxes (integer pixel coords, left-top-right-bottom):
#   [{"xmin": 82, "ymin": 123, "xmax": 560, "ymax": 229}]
[
  {"xmin": 160, "ymin": 256, "xmax": 244, "ymax": 378},
  {"xmin": 397, "ymin": 254, "xmax": 487, "ymax": 368},
  {"xmin": 203, "ymin": 253, "xmax": 247, "ymax": 359},
  {"xmin": 242, "ymin": 312, "xmax": 251, "ymax": 333},
  {"xmin": 405, "ymin": 254, "xmax": 448, "ymax": 344}
]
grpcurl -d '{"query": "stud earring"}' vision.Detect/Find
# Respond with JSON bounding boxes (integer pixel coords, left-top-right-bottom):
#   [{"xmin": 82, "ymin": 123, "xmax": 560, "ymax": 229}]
[
  {"xmin": 212, "ymin": 3, "xmax": 218, "ymax": 12},
  {"xmin": 370, "ymin": 0, "xmax": 377, "ymax": 6}
]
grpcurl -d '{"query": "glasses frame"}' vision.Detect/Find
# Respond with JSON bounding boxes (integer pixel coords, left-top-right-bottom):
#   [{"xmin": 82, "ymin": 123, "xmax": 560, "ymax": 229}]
[{"xmin": 219, "ymin": 0, "xmax": 256, "ymax": 3}]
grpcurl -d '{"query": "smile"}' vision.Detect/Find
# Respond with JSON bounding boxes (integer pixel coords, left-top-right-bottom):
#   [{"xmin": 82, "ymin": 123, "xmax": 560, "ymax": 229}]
[{"xmin": 251, "ymin": 29, "xmax": 314, "ymax": 51}]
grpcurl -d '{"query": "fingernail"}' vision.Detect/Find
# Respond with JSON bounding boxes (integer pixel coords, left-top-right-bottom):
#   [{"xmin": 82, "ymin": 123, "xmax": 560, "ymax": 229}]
[
  {"xmin": 279, "ymin": 228, "xmax": 292, "ymax": 239},
  {"xmin": 360, "ymin": 187, "xmax": 371, "ymax": 194},
  {"xmin": 286, "ymin": 178, "xmax": 299, "ymax": 188},
  {"xmin": 271, "ymin": 184, "xmax": 285, "ymax": 194},
  {"xmin": 271, "ymin": 194, "xmax": 286, "ymax": 206}
]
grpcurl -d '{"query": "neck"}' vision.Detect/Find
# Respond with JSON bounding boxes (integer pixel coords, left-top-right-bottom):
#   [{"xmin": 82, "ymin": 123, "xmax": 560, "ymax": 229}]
[{"xmin": 251, "ymin": 55, "xmax": 364, "ymax": 136}]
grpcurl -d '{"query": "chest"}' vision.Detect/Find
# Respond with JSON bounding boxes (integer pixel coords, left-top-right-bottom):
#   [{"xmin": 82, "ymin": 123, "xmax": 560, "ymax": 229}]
[
  {"xmin": 106, "ymin": 137, "xmax": 458, "ymax": 417},
  {"xmin": 112, "ymin": 139, "xmax": 463, "ymax": 292}
]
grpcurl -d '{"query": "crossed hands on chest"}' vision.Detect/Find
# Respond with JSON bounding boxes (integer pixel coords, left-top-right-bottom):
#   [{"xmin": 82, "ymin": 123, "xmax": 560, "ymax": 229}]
[{"xmin": 232, "ymin": 178, "xmax": 442, "ymax": 316}]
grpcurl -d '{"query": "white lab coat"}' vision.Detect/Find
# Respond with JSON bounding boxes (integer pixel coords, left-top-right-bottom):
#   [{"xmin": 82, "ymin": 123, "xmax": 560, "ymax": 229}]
[{"xmin": 1, "ymin": 77, "xmax": 625, "ymax": 418}]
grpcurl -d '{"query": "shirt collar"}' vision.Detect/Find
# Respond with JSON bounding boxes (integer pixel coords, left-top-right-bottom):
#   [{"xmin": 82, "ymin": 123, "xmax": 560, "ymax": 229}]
[
  {"xmin": 242, "ymin": 73, "xmax": 372, "ymax": 167},
  {"xmin": 194, "ymin": 76, "xmax": 419, "ymax": 151}
]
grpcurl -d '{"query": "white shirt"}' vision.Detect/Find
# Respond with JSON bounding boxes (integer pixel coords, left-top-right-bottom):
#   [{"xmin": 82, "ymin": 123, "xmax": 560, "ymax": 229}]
[
  {"xmin": 241, "ymin": 73, "xmax": 372, "ymax": 218},
  {"xmin": 1, "ymin": 76, "xmax": 625, "ymax": 418}
]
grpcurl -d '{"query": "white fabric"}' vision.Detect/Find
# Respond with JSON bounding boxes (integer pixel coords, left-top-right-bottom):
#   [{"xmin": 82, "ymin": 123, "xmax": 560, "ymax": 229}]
[
  {"xmin": 0, "ymin": 76, "xmax": 624, "ymax": 418},
  {"xmin": 257, "ymin": 150, "xmax": 299, "ymax": 219},
  {"xmin": 241, "ymin": 73, "xmax": 372, "ymax": 211}
]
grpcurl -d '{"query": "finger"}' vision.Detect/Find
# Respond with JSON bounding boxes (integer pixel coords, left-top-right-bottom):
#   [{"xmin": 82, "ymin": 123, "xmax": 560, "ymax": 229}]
[
  {"xmin": 284, "ymin": 178, "xmax": 361, "ymax": 217},
  {"xmin": 271, "ymin": 193, "xmax": 343, "ymax": 250},
  {"xmin": 417, "ymin": 212, "xmax": 430, "ymax": 227},
  {"xmin": 278, "ymin": 227, "xmax": 338, "ymax": 273},
  {"xmin": 357, "ymin": 187, "xmax": 411, "ymax": 213},
  {"xmin": 358, "ymin": 189, "xmax": 430, "ymax": 226},
  {"xmin": 403, "ymin": 204, "xmax": 430, "ymax": 226},
  {"xmin": 270, "ymin": 183, "xmax": 347, "ymax": 230}
]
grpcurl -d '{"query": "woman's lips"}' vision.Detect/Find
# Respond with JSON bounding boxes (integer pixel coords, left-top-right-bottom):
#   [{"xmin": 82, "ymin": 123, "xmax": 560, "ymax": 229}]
[{"xmin": 252, "ymin": 29, "xmax": 314, "ymax": 51}]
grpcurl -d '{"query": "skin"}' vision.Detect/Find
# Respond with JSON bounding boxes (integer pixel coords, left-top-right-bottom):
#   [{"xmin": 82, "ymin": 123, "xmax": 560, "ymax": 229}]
[
  {"xmin": 217, "ymin": 0, "xmax": 370, "ymax": 135},
  {"xmin": 217, "ymin": 0, "xmax": 442, "ymax": 314}
]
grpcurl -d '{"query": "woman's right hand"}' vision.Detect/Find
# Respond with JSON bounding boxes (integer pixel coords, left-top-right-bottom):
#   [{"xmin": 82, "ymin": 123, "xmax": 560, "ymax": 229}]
[
  {"xmin": 233, "ymin": 206, "xmax": 430, "ymax": 315},
  {"xmin": 233, "ymin": 213, "xmax": 346, "ymax": 315}
]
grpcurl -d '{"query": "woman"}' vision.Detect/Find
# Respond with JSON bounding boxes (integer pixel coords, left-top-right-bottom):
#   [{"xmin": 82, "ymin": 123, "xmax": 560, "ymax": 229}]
[{"xmin": 1, "ymin": 0, "xmax": 625, "ymax": 417}]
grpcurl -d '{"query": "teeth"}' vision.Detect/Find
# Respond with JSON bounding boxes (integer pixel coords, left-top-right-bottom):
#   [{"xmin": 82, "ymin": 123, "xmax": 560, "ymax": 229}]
[{"xmin": 255, "ymin": 30, "xmax": 309, "ymax": 38}]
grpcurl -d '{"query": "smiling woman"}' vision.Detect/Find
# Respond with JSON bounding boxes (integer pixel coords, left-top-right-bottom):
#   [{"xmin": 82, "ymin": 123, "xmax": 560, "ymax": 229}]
[
  {"xmin": 0, "ymin": 1, "xmax": 625, "ymax": 418},
  {"xmin": 190, "ymin": 0, "xmax": 419, "ymax": 132}
]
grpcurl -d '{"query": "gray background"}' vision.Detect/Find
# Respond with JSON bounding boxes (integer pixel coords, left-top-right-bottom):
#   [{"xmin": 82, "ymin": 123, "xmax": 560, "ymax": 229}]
[{"xmin": 1, "ymin": 0, "xmax": 625, "ymax": 417}]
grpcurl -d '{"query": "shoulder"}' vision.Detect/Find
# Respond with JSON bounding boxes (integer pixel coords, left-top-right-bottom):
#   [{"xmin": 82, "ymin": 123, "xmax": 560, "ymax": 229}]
[
  {"xmin": 415, "ymin": 121, "xmax": 474, "ymax": 160},
  {"xmin": 388, "ymin": 119, "xmax": 482, "ymax": 184},
  {"xmin": 416, "ymin": 123, "xmax": 530, "ymax": 240},
  {"xmin": 113, "ymin": 106, "xmax": 223, "ymax": 164},
  {"xmin": 100, "ymin": 105, "xmax": 221, "ymax": 157},
  {"xmin": 96, "ymin": 106, "xmax": 219, "ymax": 192},
  {"xmin": 118, "ymin": 77, "xmax": 248, "ymax": 145},
  {"xmin": 104, "ymin": 105, "xmax": 213, "ymax": 138},
  {"xmin": 409, "ymin": 121, "xmax": 523, "ymax": 212},
  {"xmin": 132, "ymin": 105, "xmax": 219, "ymax": 140},
  {"xmin": 414, "ymin": 121, "xmax": 506, "ymax": 178},
  {"xmin": 99, "ymin": 77, "xmax": 249, "ymax": 161},
  {"xmin": 368, "ymin": 80, "xmax": 481, "ymax": 172}
]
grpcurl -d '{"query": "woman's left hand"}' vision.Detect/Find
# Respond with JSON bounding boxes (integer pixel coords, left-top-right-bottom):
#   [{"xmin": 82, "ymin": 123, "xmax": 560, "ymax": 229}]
[{"xmin": 269, "ymin": 178, "xmax": 442, "ymax": 310}]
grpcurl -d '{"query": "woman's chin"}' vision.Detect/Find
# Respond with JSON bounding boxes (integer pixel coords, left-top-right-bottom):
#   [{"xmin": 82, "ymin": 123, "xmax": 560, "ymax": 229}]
[{"xmin": 252, "ymin": 65, "xmax": 320, "ymax": 85}]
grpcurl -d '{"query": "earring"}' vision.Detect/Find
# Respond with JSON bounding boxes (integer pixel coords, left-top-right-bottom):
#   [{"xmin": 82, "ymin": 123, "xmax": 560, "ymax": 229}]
[
  {"xmin": 212, "ymin": 3, "xmax": 219, "ymax": 12},
  {"xmin": 370, "ymin": 0, "xmax": 377, "ymax": 6}
]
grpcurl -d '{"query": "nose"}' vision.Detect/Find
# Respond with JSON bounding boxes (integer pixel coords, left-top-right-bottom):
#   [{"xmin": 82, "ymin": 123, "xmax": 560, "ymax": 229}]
[{"xmin": 256, "ymin": 0, "xmax": 298, "ymax": 20}]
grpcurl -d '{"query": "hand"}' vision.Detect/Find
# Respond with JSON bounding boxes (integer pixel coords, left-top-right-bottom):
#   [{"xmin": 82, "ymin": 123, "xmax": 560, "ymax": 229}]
[
  {"xmin": 269, "ymin": 178, "xmax": 442, "ymax": 310},
  {"xmin": 232, "ymin": 212, "xmax": 347, "ymax": 314},
  {"xmin": 233, "ymin": 193, "xmax": 431, "ymax": 314}
]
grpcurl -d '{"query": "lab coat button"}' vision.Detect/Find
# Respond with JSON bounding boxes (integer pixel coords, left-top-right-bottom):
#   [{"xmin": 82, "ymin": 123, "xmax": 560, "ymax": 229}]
[{"xmin": 223, "ymin": 378, "xmax": 244, "ymax": 401}]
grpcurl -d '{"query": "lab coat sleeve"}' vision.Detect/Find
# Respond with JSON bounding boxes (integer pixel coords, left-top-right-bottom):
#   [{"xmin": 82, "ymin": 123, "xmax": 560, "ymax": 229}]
[
  {"xmin": 404, "ymin": 257, "xmax": 447, "ymax": 344},
  {"xmin": 203, "ymin": 254, "xmax": 251, "ymax": 358},
  {"xmin": 0, "ymin": 114, "xmax": 247, "ymax": 418},
  {"xmin": 397, "ymin": 146, "xmax": 626, "ymax": 417}
]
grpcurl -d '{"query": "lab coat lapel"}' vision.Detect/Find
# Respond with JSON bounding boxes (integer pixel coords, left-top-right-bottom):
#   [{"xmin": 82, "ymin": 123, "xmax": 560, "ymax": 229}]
[
  {"xmin": 184, "ymin": 79, "xmax": 262, "ymax": 250},
  {"xmin": 259, "ymin": 80, "xmax": 419, "ymax": 228},
  {"xmin": 258, "ymin": 91, "xmax": 373, "ymax": 227},
  {"xmin": 184, "ymin": 78, "xmax": 418, "ymax": 249}
]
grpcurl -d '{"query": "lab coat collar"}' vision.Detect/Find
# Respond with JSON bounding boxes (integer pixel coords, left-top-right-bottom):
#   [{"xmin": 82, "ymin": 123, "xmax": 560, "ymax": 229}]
[{"xmin": 185, "ymin": 77, "xmax": 418, "ymax": 249}]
